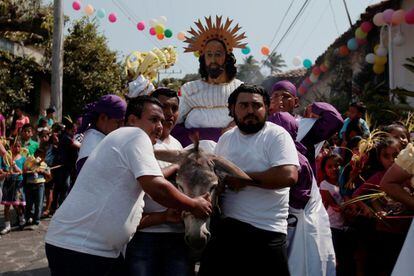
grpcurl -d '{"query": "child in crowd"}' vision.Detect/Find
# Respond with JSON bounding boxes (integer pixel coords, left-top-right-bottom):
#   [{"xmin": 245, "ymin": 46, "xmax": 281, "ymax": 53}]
[
  {"xmin": 0, "ymin": 140, "xmax": 27, "ymax": 234},
  {"xmin": 21, "ymin": 124, "xmax": 39, "ymax": 156},
  {"xmin": 339, "ymin": 102, "xmax": 370, "ymax": 141},
  {"xmin": 383, "ymin": 123, "xmax": 410, "ymax": 149}
]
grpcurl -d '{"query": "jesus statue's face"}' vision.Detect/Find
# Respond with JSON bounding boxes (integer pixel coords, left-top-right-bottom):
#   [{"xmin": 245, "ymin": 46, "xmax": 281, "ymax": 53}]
[{"xmin": 204, "ymin": 40, "xmax": 226, "ymax": 79}]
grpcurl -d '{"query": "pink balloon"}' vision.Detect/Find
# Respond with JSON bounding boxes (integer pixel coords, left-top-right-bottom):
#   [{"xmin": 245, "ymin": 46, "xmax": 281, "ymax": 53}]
[
  {"xmin": 406, "ymin": 8, "xmax": 414, "ymax": 24},
  {"xmin": 312, "ymin": 67, "xmax": 321, "ymax": 76},
  {"xmin": 383, "ymin": 9, "xmax": 394, "ymax": 24},
  {"xmin": 149, "ymin": 27, "xmax": 156, "ymax": 36},
  {"xmin": 360, "ymin": 21, "xmax": 373, "ymax": 33},
  {"xmin": 72, "ymin": 1, "xmax": 81, "ymax": 11},
  {"xmin": 373, "ymin": 13, "xmax": 385, "ymax": 26},
  {"xmin": 392, "ymin": 9, "xmax": 406, "ymax": 25},
  {"xmin": 137, "ymin": 21, "xmax": 145, "ymax": 31},
  {"xmin": 356, "ymin": 38, "xmax": 368, "ymax": 46},
  {"xmin": 108, "ymin": 13, "xmax": 117, "ymax": 23}
]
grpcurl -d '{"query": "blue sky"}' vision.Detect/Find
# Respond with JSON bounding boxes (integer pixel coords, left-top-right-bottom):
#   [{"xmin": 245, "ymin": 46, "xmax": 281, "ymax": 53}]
[{"xmin": 59, "ymin": 0, "xmax": 377, "ymax": 78}]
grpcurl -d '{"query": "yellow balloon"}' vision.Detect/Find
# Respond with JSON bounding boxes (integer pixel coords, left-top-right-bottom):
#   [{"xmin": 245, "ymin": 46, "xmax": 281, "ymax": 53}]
[
  {"xmin": 373, "ymin": 64, "xmax": 385, "ymax": 74},
  {"xmin": 155, "ymin": 25, "xmax": 164, "ymax": 35},
  {"xmin": 374, "ymin": 44, "xmax": 380, "ymax": 54},
  {"xmin": 374, "ymin": 55, "xmax": 387, "ymax": 65},
  {"xmin": 194, "ymin": 51, "xmax": 200, "ymax": 58},
  {"xmin": 84, "ymin": 4, "xmax": 94, "ymax": 16}
]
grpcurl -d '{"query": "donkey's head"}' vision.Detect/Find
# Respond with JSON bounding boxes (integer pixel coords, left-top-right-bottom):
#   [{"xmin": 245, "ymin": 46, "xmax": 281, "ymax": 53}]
[{"xmin": 154, "ymin": 140, "xmax": 250, "ymax": 251}]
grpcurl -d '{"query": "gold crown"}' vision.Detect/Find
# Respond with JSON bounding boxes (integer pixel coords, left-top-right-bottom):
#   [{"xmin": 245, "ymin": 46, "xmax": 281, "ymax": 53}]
[{"xmin": 184, "ymin": 16, "xmax": 247, "ymax": 55}]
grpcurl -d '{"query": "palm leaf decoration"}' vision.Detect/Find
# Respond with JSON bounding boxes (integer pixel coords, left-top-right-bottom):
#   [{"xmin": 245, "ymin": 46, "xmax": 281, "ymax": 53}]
[{"xmin": 403, "ymin": 57, "xmax": 414, "ymax": 74}]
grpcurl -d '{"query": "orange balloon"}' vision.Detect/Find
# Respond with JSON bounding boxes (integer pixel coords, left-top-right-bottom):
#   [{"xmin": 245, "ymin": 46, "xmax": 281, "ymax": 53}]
[
  {"xmin": 339, "ymin": 45, "xmax": 349, "ymax": 56},
  {"xmin": 261, "ymin": 46, "xmax": 270, "ymax": 56},
  {"xmin": 157, "ymin": 33, "xmax": 165, "ymax": 40},
  {"xmin": 177, "ymin": 32, "xmax": 186, "ymax": 41}
]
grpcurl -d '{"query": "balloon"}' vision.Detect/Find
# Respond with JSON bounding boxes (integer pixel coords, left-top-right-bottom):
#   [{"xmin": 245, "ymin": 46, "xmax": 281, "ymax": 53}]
[
  {"xmin": 292, "ymin": 56, "xmax": 302, "ymax": 66},
  {"xmin": 177, "ymin": 32, "xmax": 186, "ymax": 41},
  {"xmin": 158, "ymin": 16, "xmax": 168, "ymax": 25},
  {"xmin": 320, "ymin": 64, "xmax": 328, "ymax": 73},
  {"xmin": 97, "ymin": 8, "xmax": 106, "ymax": 19},
  {"xmin": 157, "ymin": 33, "xmax": 165, "ymax": 40},
  {"xmin": 376, "ymin": 46, "xmax": 388, "ymax": 57},
  {"xmin": 374, "ymin": 55, "xmax": 387, "ymax": 65},
  {"xmin": 72, "ymin": 1, "xmax": 81, "ymax": 11},
  {"xmin": 312, "ymin": 66, "xmax": 321, "ymax": 76},
  {"xmin": 298, "ymin": 86, "xmax": 306, "ymax": 95},
  {"xmin": 383, "ymin": 9, "xmax": 394, "ymax": 24},
  {"xmin": 194, "ymin": 51, "xmax": 200, "ymax": 58},
  {"xmin": 355, "ymin": 27, "xmax": 367, "ymax": 39},
  {"xmin": 149, "ymin": 27, "xmax": 156, "ymax": 36},
  {"xmin": 393, "ymin": 33, "xmax": 405, "ymax": 46},
  {"xmin": 373, "ymin": 13, "xmax": 385, "ymax": 26},
  {"xmin": 365, "ymin": 53, "xmax": 376, "ymax": 64},
  {"xmin": 347, "ymin": 38, "xmax": 358, "ymax": 51},
  {"xmin": 149, "ymin": 19, "xmax": 158, "ymax": 27},
  {"xmin": 392, "ymin": 9, "xmax": 406, "ymax": 25},
  {"xmin": 356, "ymin": 38, "xmax": 368, "ymax": 46},
  {"xmin": 309, "ymin": 73, "xmax": 318, "ymax": 83},
  {"xmin": 303, "ymin": 59, "xmax": 312, "ymax": 69},
  {"xmin": 360, "ymin": 21, "xmax": 373, "ymax": 33},
  {"xmin": 373, "ymin": 64, "xmax": 385, "ymax": 74},
  {"xmin": 164, "ymin": 29, "xmax": 173, "ymax": 38},
  {"xmin": 339, "ymin": 45, "xmax": 349, "ymax": 56},
  {"xmin": 108, "ymin": 13, "xmax": 117, "ymax": 23},
  {"xmin": 304, "ymin": 77, "xmax": 312, "ymax": 85},
  {"xmin": 84, "ymin": 4, "xmax": 94, "ymax": 16},
  {"xmin": 241, "ymin": 46, "xmax": 251, "ymax": 55},
  {"xmin": 405, "ymin": 8, "xmax": 414, "ymax": 24},
  {"xmin": 155, "ymin": 25, "xmax": 164, "ymax": 35},
  {"xmin": 261, "ymin": 46, "xmax": 270, "ymax": 56},
  {"xmin": 137, "ymin": 21, "xmax": 145, "ymax": 31}
]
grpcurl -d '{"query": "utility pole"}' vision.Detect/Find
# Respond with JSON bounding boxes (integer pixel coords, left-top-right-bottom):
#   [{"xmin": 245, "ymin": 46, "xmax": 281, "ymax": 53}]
[
  {"xmin": 51, "ymin": 0, "xmax": 64, "ymax": 121},
  {"xmin": 342, "ymin": 0, "xmax": 353, "ymax": 28}
]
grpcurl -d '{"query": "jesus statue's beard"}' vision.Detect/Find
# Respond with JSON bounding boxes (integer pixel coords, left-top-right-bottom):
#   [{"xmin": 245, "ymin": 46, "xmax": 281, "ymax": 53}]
[{"xmin": 207, "ymin": 64, "xmax": 225, "ymax": 79}]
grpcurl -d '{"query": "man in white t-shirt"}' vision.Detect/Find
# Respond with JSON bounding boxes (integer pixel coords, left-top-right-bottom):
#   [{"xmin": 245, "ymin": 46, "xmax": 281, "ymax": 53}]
[
  {"xmin": 45, "ymin": 96, "xmax": 212, "ymax": 276},
  {"xmin": 125, "ymin": 88, "xmax": 193, "ymax": 275},
  {"xmin": 198, "ymin": 84, "xmax": 299, "ymax": 276}
]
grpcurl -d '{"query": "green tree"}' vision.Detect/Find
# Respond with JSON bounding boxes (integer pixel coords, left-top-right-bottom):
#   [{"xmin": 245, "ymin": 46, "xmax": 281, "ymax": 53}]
[
  {"xmin": 62, "ymin": 18, "xmax": 125, "ymax": 115},
  {"xmin": 237, "ymin": 55, "xmax": 263, "ymax": 84},
  {"xmin": 262, "ymin": 52, "xmax": 286, "ymax": 74}
]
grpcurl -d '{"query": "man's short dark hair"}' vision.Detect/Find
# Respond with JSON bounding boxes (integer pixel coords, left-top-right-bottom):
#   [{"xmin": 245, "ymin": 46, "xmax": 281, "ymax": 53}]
[
  {"xmin": 46, "ymin": 107, "xmax": 56, "ymax": 114},
  {"xmin": 198, "ymin": 40, "xmax": 237, "ymax": 80},
  {"xmin": 350, "ymin": 102, "xmax": 366, "ymax": 115},
  {"xmin": 22, "ymin": 123, "xmax": 33, "ymax": 132},
  {"xmin": 227, "ymin": 84, "xmax": 270, "ymax": 117},
  {"xmin": 151, "ymin": 88, "xmax": 179, "ymax": 103},
  {"xmin": 125, "ymin": 95, "xmax": 163, "ymax": 122}
]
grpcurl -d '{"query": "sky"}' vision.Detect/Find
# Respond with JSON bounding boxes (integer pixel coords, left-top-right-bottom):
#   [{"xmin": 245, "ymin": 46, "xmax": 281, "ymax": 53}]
[{"xmin": 57, "ymin": 0, "xmax": 378, "ymax": 78}]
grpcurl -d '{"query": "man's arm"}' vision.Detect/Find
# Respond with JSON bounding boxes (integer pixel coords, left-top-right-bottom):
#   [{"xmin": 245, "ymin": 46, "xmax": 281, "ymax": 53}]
[
  {"xmin": 224, "ymin": 165, "xmax": 298, "ymax": 190},
  {"xmin": 381, "ymin": 163, "xmax": 414, "ymax": 210},
  {"xmin": 138, "ymin": 175, "xmax": 212, "ymax": 218}
]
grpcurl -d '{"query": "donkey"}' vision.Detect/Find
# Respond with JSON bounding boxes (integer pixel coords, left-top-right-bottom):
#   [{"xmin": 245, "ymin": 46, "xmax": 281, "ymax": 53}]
[{"xmin": 154, "ymin": 140, "xmax": 251, "ymax": 251}]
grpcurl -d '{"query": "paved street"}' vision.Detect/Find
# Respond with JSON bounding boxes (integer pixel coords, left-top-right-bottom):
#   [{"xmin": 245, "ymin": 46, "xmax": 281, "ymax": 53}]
[{"xmin": 0, "ymin": 206, "xmax": 50, "ymax": 276}]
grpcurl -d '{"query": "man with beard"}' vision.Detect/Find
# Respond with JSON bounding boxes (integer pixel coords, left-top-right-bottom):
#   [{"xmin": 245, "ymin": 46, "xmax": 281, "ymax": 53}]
[
  {"xmin": 171, "ymin": 16, "xmax": 246, "ymax": 147},
  {"xmin": 198, "ymin": 84, "xmax": 299, "ymax": 276}
]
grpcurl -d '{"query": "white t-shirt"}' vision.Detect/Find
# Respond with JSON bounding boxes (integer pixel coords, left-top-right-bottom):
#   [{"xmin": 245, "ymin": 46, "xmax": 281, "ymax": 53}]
[
  {"xmin": 77, "ymin": 128, "xmax": 105, "ymax": 162},
  {"xmin": 215, "ymin": 122, "xmax": 299, "ymax": 234},
  {"xmin": 45, "ymin": 127, "xmax": 163, "ymax": 258},
  {"xmin": 319, "ymin": 180, "xmax": 345, "ymax": 230},
  {"xmin": 140, "ymin": 135, "xmax": 184, "ymax": 233},
  {"xmin": 178, "ymin": 79, "xmax": 243, "ymax": 128}
]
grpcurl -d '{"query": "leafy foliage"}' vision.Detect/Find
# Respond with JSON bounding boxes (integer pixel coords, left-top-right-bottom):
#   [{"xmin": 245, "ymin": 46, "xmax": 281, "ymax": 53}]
[
  {"xmin": 236, "ymin": 55, "xmax": 263, "ymax": 84},
  {"xmin": 262, "ymin": 52, "xmax": 286, "ymax": 74}
]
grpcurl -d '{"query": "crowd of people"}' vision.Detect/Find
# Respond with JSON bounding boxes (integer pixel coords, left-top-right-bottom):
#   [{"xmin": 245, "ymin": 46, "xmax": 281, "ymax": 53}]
[{"xmin": 1, "ymin": 15, "xmax": 414, "ymax": 276}]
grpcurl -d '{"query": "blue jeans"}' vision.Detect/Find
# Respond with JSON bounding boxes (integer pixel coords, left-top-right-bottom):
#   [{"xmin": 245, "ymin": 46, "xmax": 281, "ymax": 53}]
[
  {"xmin": 125, "ymin": 232, "xmax": 193, "ymax": 276},
  {"xmin": 25, "ymin": 183, "xmax": 45, "ymax": 224}
]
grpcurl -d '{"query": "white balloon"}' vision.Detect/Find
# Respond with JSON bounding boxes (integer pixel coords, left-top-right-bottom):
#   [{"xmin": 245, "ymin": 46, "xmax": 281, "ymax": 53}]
[
  {"xmin": 393, "ymin": 33, "xmax": 405, "ymax": 46},
  {"xmin": 376, "ymin": 46, "xmax": 388, "ymax": 57},
  {"xmin": 149, "ymin": 18, "xmax": 158, "ymax": 27},
  {"xmin": 292, "ymin": 56, "xmax": 302, "ymax": 66},
  {"xmin": 158, "ymin": 16, "xmax": 167, "ymax": 25},
  {"xmin": 365, "ymin": 53, "xmax": 376, "ymax": 64}
]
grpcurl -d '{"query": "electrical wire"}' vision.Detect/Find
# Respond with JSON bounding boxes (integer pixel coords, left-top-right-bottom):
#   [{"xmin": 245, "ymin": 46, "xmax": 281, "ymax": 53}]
[{"xmin": 268, "ymin": 0, "xmax": 295, "ymax": 47}]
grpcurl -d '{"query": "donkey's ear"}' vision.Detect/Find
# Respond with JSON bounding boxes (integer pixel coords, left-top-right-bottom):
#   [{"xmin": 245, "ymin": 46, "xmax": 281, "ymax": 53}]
[
  {"xmin": 154, "ymin": 149, "xmax": 187, "ymax": 164},
  {"xmin": 211, "ymin": 155, "xmax": 251, "ymax": 181}
]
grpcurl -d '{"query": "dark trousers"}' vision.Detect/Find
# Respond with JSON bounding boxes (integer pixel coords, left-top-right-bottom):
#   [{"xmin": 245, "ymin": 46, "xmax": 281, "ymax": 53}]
[
  {"xmin": 25, "ymin": 183, "xmax": 45, "ymax": 224},
  {"xmin": 45, "ymin": 243, "xmax": 122, "ymax": 276},
  {"xmin": 51, "ymin": 167, "xmax": 71, "ymax": 210},
  {"xmin": 198, "ymin": 217, "xmax": 290, "ymax": 276}
]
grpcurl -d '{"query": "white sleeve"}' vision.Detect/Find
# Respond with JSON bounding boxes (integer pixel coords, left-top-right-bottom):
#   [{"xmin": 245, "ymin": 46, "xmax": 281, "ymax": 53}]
[
  {"xmin": 265, "ymin": 128, "xmax": 299, "ymax": 168},
  {"xmin": 178, "ymin": 84, "xmax": 192, "ymax": 124},
  {"xmin": 122, "ymin": 133, "xmax": 163, "ymax": 179}
]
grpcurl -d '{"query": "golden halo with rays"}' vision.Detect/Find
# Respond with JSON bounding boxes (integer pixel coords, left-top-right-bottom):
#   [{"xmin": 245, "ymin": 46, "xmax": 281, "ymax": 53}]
[{"xmin": 184, "ymin": 16, "xmax": 247, "ymax": 55}]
